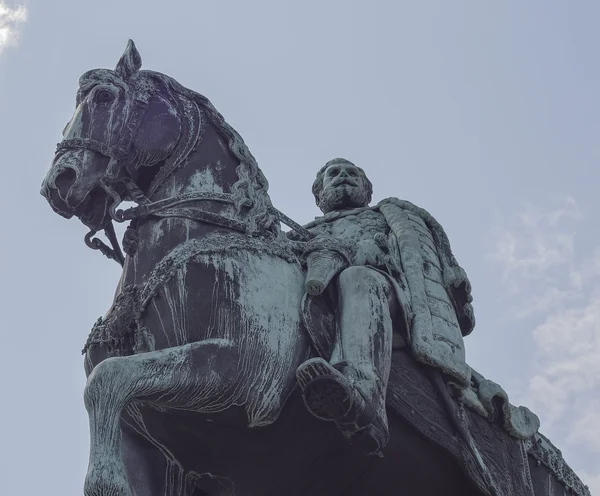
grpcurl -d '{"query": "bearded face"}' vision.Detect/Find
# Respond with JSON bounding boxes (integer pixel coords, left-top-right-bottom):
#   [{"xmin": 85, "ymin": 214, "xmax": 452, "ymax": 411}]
[{"xmin": 317, "ymin": 162, "xmax": 371, "ymax": 214}]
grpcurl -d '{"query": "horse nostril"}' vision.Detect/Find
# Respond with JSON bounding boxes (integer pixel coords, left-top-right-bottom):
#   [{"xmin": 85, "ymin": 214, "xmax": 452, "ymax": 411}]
[{"xmin": 54, "ymin": 168, "xmax": 77, "ymax": 192}]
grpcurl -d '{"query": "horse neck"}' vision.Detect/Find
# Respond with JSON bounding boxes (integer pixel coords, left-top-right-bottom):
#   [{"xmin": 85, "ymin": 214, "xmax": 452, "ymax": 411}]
[
  {"xmin": 148, "ymin": 113, "xmax": 241, "ymax": 201},
  {"xmin": 122, "ymin": 122, "xmax": 244, "ymax": 285}
]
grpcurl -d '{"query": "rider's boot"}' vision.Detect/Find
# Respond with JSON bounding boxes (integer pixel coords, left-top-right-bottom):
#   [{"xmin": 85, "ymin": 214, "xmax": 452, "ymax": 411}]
[{"xmin": 296, "ymin": 357, "xmax": 389, "ymax": 456}]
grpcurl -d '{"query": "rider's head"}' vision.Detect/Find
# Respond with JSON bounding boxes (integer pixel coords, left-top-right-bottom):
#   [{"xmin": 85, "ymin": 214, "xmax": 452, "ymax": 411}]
[{"xmin": 312, "ymin": 158, "xmax": 373, "ymax": 214}]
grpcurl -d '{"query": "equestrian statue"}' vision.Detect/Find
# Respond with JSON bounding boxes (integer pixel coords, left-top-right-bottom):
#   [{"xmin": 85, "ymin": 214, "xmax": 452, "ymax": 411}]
[{"xmin": 40, "ymin": 40, "xmax": 591, "ymax": 496}]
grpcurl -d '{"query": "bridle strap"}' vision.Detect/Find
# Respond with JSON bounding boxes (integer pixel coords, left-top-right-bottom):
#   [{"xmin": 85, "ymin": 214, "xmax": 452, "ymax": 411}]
[
  {"xmin": 115, "ymin": 192, "xmax": 249, "ymax": 235},
  {"xmin": 56, "ymin": 138, "xmax": 129, "ymax": 160},
  {"xmin": 84, "ymin": 222, "xmax": 125, "ymax": 267},
  {"xmin": 270, "ymin": 207, "xmax": 315, "ymax": 241},
  {"xmin": 55, "ymin": 96, "xmax": 155, "ymax": 266},
  {"xmin": 115, "ymin": 192, "xmax": 235, "ymax": 221},
  {"xmin": 104, "ymin": 222, "xmax": 125, "ymax": 265},
  {"xmin": 80, "ymin": 190, "xmax": 313, "ymax": 267},
  {"xmin": 117, "ymin": 97, "xmax": 149, "ymax": 165},
  {"xmin": 56, "ymin": 96, "xmax": 150, "ymax": 168},
  {"xmin": 147, "ymin": 99, "xmax": 201, "ymax": 197},
  {"xmin": 153, "ymin": 208, "xmax": 248, "ymax": 234},
  {"xmin": 114, "ymin": 191, "xmax": 315, "ymax": 240}
]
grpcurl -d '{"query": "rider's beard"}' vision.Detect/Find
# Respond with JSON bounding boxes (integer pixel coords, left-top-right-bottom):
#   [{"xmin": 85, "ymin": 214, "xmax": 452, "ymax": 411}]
[{"xmin": 318, "ymin": 184, "xmax": 370, "ymax": 214}]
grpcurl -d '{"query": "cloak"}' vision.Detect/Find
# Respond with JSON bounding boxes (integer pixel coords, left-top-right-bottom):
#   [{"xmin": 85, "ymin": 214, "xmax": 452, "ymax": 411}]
[
  {"xmin": 298, "ymin": 198, "xmax": 540, "ymax": 439},
  {"xmin": 377, "ymin": 197, "xmax": 474, "ymax": 385},
  {"xmin": 377, "ymin": 198, "xmax": 540, "ymax": 438}
]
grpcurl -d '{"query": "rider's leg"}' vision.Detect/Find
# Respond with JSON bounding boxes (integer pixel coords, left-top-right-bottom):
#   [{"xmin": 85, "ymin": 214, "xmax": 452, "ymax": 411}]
[
  {"xmin": 332, "ymin": 265, "xmax": 396, "ymax": 415},
  {"xmin": 297, "ymin": 266, "xmax": 399, "ymax": 454}
]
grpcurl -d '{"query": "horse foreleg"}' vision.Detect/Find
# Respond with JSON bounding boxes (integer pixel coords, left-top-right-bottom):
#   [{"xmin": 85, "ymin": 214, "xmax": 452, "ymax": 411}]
[{"xmin": 83, "ymin": 339, "xmax": 238, "ymax": 496}]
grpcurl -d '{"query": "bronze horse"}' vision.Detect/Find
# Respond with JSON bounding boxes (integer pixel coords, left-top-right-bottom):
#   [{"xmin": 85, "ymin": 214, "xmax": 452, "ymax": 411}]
[{"xmin": 41, "ymin": 41, "xmax": 579, "ymax": 496}]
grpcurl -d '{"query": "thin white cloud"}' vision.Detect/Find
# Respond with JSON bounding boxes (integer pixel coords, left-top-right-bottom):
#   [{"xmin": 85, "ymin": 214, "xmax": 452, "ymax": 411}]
[
  {"xmin": 530, "ymin": 294, "xmax": 600, "ymax": 432},
  {"xmin": 567, "ymin": 400, "xmax": 600, "ymax": 454},
  {"xmin": 488, "ymin": 198, "xmax": 581, "ymax": 286},
  {"xmin": 489, "ymin": 197, "xmax": 600, "ymax": 488},
  {"xmin": 513, "ymin": 286, "xmax": 578, "ymax": 319},
  {"xmin": 0, "ymin": 2, "xmax": 27, "ymax": 55}
]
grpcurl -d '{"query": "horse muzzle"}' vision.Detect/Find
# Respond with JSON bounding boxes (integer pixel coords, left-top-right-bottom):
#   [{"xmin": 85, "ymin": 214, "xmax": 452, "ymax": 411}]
[
  {"xmin": 41, "ymin": 149, "xmax": 110, "ymax": 224},
  {"xmin": 41, "ymin": 166, "xmax": 78, "ymax": 219}
]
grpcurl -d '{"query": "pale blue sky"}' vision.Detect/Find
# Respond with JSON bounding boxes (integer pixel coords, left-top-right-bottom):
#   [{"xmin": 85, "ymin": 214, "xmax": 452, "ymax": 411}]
[{"xmin": 1, "ymin": 1, "xmax": 599, "ymax": 494}]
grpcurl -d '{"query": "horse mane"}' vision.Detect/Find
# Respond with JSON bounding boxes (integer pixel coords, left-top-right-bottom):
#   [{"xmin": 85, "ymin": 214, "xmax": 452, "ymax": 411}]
[{"xmin": 143, "ymin": 70, "xmax": 280, "ymax": 237}]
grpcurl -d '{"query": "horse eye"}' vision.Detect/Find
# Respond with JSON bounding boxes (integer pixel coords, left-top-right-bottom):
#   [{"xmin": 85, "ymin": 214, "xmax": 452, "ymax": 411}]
[{"xmin": 96, "ymin": 90, "xmax": 115, "ymax": 104}]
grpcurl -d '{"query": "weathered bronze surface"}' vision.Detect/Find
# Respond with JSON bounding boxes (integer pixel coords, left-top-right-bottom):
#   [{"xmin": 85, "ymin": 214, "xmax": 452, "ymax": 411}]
[{"xmin": 41, "ymin": 41, "xmax": 590, "ymax": 496}]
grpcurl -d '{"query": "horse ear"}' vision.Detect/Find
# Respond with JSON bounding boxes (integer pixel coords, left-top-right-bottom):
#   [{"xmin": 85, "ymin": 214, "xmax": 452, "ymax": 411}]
[{"xmin": 115, "ymin": 39, "xmax": 142, "ymax": 79}]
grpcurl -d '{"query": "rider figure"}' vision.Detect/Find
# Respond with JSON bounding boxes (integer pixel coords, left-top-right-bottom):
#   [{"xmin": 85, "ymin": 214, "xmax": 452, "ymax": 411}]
[
  {"xmin": 295, "ymin": 157, "xmax": 475, "ymax": 457},
  {"xmin": 295, "ymin": 158, "xmax": 408, "ymax": 456}
]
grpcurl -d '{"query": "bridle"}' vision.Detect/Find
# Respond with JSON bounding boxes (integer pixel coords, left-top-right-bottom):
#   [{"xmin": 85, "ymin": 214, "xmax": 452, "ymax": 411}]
[
  {"xmin": 55, "ymin": 90, "xmax": 153, "ymax": 266},
  {"xmin": 56, "ymin": 90, "xmax": 313, "ymax": 267}
]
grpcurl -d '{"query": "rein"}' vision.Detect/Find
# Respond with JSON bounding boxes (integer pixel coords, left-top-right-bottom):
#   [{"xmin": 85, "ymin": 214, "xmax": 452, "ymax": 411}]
[
  {"xmin": 55, "ymin": 93, "xmax": 151, "ymax": 268},
  {"xmin": 56, "ymin": 88, "xmax": 314, "ymax": 266},
  {"xmin": 85, "ymin": 222, "xmax": 125, "ymax": 266},
  {"xmin": 79, "ymin": 191, "xmax": 315, "ymax": 268},
  {"xmin": 115, "ymin": 192, "xmax": 316, "ymax": 240},
  {"xmin": 81, "ymin": 174, "xmax": 148, "ymax": 267}
]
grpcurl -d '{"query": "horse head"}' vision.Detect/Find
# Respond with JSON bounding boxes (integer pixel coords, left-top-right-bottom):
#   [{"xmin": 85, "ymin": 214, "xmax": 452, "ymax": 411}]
[
  {"xmin": 42, "ymin": 40, "xmax": 280, "ymax": 253},
  {"xmin": 41, "ymin": 40, "xmax": 194, "ymax": 232}
]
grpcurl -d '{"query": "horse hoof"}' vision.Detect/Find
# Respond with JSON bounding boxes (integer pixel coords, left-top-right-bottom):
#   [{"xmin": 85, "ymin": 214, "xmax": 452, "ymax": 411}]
[{"xmin": 297, "ymin": 358, "xmax": 354, "ymax": 421}]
